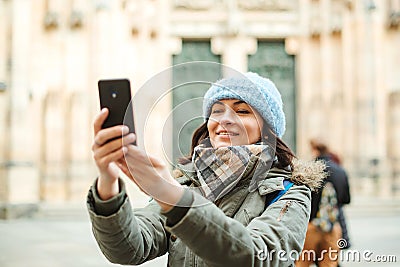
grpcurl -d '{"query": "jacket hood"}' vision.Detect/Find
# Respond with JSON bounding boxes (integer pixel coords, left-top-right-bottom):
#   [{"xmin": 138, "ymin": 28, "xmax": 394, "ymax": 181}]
[
  {"xmin": 172, "ymin": 159, "xmax": 327, "ymax": 192},
  {"xmin": 290, "ymin": 159, "xmax": 326, "ymax": 191}
]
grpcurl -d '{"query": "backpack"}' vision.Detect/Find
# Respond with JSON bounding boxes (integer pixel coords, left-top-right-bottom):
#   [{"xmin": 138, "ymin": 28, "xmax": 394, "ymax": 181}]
[{"xmin": 311, "ymin": 181, "xmax": 339, "ymax": 232}]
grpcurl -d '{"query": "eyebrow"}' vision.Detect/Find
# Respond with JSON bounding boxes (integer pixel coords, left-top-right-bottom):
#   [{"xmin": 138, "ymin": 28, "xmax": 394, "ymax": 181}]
[
  {"xmin": 214, "ymin": 100, "xmax": 247, "ymax": 106},
  {"xmin": 233, "ymin": 100, "xmax": 246, "ymax": 105}
]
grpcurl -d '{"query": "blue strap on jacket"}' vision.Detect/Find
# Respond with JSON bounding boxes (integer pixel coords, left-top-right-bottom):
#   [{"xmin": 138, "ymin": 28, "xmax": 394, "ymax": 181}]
[{"xmin": 265, "ymin": 179, "xmax": 294, "ymax": 208}]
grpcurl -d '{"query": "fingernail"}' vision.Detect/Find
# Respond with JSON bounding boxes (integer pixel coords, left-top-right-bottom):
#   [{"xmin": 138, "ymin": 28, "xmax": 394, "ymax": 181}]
[
  {"xmin": 122, "ymin": 126, "xmax": 129, "ymax": 134},
  {"xmin": 101, "ymin": 108, "xmax": 107, "ymax": 113},
  {"xmin": 122, "ymin": 146, "xmax": 128, "ymax": 153}
]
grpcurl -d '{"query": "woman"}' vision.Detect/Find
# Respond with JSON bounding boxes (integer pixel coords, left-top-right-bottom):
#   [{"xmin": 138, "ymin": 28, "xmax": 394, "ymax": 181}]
[
  {"xmin": 87, "ymin": 72, "xmax": 325, "ymax": 266},
  {"xmin": 296, "ymin": 139, "xmax": 351, "ymax": 267}
]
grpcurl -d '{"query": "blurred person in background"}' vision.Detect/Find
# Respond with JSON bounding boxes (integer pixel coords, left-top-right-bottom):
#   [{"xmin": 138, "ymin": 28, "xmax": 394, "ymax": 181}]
[
  {"xmin": 296, "ymin": 138, "xmax": 351, "ymax": 267},
  {"xmin": 310, "ymin": 138, "xmax": 351, "ymax": 249},
  {"xmin": 86, "ymin": 72, "xmax": 326, "ymax": 266}
]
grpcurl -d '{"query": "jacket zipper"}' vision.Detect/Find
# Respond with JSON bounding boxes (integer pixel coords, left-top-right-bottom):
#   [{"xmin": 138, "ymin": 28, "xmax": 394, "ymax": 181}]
[
  {"xmin": 181, "ymin": 171, "xmax": 201, "ymax": 187},
  {"xmin": 277, "ymin": 200, "xmax": 293, "ymax": 222},
  {"xmin": 190, "ymin": 250, "xmax": 197, "ymax": 267}
]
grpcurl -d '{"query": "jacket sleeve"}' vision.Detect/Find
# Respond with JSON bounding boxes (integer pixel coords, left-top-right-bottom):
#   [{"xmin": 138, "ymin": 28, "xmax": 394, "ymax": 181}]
[
  {"xmin": 164, "ymin": 184, "xmax": 311, "ymax": 267},
  {"xmin": 330, "ymin": 165, "xmax": 351, "ymax": 205},
  {"xmin": 340, "ymin": 171, "xmax": 351, "ymax": 205},
  {"xmin": 86, "ymin": 178, "xmax": 169, "ymax": 265}
]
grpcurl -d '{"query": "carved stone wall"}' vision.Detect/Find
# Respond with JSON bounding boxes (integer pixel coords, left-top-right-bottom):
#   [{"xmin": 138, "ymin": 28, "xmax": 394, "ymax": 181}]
[
  {"xmin": 173, "ymin": 0, "xmax": 221, "ymax": 10},
  {"xmin": 238, "ymin": 0, "xmax": 297, "ymax": 11},
  {"xmin": 1, "ymin": 0, "xmax": 400, "ymax": 213}
]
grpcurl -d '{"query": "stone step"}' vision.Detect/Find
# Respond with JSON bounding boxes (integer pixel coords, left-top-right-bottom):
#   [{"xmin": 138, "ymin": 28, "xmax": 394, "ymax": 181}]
[
  {"xmin": 4, "ymin": 195, "xmax": 400, "ymax": 220},
  {"xmin": 34, "ymin": 202, "xmax": 88, "ymax": 220},
  {"xmin": 344, "ymin": 196, "xmax": 400, "ymax": 216}
]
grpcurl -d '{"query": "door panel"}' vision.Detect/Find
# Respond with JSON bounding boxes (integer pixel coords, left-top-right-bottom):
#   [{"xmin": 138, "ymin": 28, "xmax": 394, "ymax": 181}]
[
  {"xmin": 248, "ymin": 41, "xmax": 297, "ymax": 152},
  {"xmin": 172, "ymin": 41, "xmax": 221, "ymax": 162}
]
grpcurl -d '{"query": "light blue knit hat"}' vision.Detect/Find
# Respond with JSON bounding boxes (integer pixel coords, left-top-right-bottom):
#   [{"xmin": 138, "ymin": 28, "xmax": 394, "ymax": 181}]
[{"xmin": 203, "ymin": 72, "xmax": 285, "ymax": 138}]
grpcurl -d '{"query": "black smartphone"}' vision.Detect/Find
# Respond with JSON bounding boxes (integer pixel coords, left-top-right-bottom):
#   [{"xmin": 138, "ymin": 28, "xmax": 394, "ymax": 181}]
[{"xmin": 98, "ymin": 78, "xmax": 136, "ymax": 145}]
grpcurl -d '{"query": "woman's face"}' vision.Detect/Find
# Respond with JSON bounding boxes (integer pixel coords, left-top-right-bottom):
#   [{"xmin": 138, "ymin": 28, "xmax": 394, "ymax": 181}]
[{"xmin": 207, "ymin": 99, "xmax": 264, "ymax": 148}]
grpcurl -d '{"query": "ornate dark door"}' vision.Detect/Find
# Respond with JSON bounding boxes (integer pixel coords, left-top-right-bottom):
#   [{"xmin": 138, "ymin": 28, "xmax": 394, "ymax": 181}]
[
  {"xmin": 172, "ymin": 41, "xmax": 221, "ymax": 162},
  {"xmin": 248, "ymin": 41, "xmax": 297, "ymax": 152}
]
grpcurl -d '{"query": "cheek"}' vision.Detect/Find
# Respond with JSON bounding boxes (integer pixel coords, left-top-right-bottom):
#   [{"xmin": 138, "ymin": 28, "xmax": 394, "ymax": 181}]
[
  {"xmin": 207, "ymin": 120, "xmax": 217, "ymax": 135},
  {"xmin": 245, "ymin": 120, "xmax": 262, "ymax": 140}
]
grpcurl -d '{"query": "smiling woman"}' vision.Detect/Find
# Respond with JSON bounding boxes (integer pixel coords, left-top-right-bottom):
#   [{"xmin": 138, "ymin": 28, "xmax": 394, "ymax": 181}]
[
  {"xmin": 207, "ymin": 99, "xmax": 263, "ymax": 148},
  {"xmin": 87, "ymin": 72, "xmax": 326, "ymax": 267}
]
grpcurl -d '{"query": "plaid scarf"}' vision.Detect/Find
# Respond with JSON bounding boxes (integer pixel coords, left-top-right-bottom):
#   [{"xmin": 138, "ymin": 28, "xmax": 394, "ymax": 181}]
[{"xmin": 192, "ymin": 143, "xmax": 274, "ymax": 202}]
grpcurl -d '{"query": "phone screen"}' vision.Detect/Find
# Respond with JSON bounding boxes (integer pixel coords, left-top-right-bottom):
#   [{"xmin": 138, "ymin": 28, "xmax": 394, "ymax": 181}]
[{"xmin": 98, "ymin": 79, "xmax": 136, "ymax": 145}]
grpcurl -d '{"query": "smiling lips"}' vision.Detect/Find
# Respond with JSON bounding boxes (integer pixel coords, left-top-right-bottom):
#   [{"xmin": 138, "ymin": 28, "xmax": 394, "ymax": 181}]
[{"xmin": 217, "ymin": 130, "xmax": 239, "ymax": 137}]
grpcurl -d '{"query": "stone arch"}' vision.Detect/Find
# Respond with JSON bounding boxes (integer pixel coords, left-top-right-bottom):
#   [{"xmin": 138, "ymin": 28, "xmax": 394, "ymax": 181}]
[
  {"xmin": 388, "ymin": 91, "xmax": 400, "ymax": 195},
  {"xmin": 40, "ymin": 91, "xmax": 68, "ymax": 201}
]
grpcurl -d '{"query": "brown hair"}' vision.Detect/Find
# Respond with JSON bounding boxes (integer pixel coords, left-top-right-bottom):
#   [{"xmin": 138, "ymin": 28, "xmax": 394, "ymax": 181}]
[
  {"xmin": 309, "ymin": 138, "xmax": 341, "ymax": 164},
  {"xmin": 309, "ymin": 138, "xmax": 329, "ymax": 155},
  {"xmin": 178, "ymin": 120, "xmax": 296, "ymax": 169}
]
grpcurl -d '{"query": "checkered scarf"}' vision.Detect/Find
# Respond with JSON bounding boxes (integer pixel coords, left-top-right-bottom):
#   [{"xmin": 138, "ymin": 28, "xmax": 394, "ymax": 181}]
[{"xmin": 192, "ymin": 143, "xmax": 274, "ymax": 202}]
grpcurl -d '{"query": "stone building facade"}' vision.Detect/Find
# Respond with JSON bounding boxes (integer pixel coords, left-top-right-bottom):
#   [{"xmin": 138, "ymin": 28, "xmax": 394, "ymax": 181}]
[{"xmin": 1, "ymin": 0, "xmax": 400, "ymax": 217}]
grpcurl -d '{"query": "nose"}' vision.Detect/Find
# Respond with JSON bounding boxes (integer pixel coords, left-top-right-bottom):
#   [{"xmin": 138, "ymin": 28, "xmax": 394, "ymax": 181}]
[{"xmin": 218, "ymin": 109, "xmax": 236, "ymax": 126}]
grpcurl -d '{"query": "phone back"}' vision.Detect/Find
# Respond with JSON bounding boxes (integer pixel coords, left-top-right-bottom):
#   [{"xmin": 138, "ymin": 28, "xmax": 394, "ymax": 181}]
[{"xmin": 98, "ymin": 79, "xmax": 135, "ymax": 135}]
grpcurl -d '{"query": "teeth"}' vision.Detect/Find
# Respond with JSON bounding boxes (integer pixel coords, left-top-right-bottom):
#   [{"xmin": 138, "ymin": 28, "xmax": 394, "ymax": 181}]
[{"xmin": 219, "ymin": 132, "xmax": 235, "ymax": 136}]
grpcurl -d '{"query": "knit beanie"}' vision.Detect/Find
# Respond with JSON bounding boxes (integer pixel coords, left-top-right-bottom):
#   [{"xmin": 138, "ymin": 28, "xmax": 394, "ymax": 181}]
[{"xmin": 203, "ymin": 72, "xmax": 285, "ymax": 138}]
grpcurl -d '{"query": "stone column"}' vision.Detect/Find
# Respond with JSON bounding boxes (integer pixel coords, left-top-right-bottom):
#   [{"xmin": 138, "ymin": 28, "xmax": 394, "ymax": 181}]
[
  {"xmin": 296, "ymin": 0, "xmax": 313, "ymax": 158},
  {"xmin": 0, "ymin": 0, "xmax": 10, "ymax": 204},
  {"xmin": 321, "ymin": 0, "xmax": 346, "ymax": 158},
  {"xmin": 300, "ymin": 0, "xmax": 343, "ymax": 158},
  {"xmin": 373, "ymin": 6, "xmax": 391, "ymax": 196},
  {"xmin": 0, "ymin": 1, "xmax": 8, "ymax": 83},
  {"xmin": 211, "ymin": 36, "xmax": 257, "ymax": 74},
  {"xmin": 341, "ymin": 3, "xmax": 358, "ymax": 178},
  {"xmin": 351, "ymin": 1, "xmax": 384, "ymax": 195},
  {"xmin": 1, "ymin": 0, "xmax": 39, "ymax": 219},
  {"xmin": 126, "ymin": 0, "xmax": 178, "ymax": 159}
]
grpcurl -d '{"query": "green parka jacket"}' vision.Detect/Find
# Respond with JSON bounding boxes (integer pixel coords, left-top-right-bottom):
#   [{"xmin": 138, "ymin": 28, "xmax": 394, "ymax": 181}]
[{"xmin": 87, "ymin": 159, "xmax": 325, "ymax": 267}]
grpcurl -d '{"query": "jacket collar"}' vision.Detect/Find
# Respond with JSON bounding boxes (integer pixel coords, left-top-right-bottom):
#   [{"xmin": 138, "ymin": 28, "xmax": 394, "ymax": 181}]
[{"xmin": 174, "ymin": 158, "xmax": 326, "ymax": 192}]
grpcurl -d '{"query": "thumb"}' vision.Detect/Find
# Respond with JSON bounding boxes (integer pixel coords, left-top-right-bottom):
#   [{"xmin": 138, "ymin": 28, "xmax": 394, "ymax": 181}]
[
  {"xmin": 147, "ymin": 153, "xmax": 167, "ymax": 168},
  {"xmin": 109, "ymin": 162, "xmax": 120, "ymax": 174}
]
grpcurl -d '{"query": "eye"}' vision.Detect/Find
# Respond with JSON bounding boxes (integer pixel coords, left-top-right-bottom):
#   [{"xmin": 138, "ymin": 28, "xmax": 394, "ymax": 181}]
[
  {"xmin": 211, "ymin": 108, "xmax": 224, "ymax": 114},
  {"xmin": 236, "ymin": 109, "xmax": 250, "ymax": 114}
]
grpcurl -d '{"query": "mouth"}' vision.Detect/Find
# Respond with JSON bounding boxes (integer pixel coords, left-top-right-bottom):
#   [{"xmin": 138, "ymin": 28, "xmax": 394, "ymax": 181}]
[{"xmin": 216, "ymin": 130, "xmax": 239, "ymax": 136}]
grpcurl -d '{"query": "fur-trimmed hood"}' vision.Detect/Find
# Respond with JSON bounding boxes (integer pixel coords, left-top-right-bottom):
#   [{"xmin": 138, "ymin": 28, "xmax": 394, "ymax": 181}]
[
  {"xmin": 291, "ymin": 159, "xmax": 326, "ymax": 191},
  {"xmin": 172, "ymin": 158, "xmax": 326, "ymax": 192}
]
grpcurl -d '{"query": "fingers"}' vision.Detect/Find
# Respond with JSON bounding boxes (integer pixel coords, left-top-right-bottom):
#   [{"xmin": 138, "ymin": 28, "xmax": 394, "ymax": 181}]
[
  {"xmin": 93, "ymin": 133, "xmax": 136, "ymax": 161},
  {"xmin": 94, "ymin": 125, "xmax": 130, "ymax": 147},
  {"xmin": 145, "ymin": 152, "xmax": 166, "ymax": 168},
  {"xmin": 116, "ymin": 159, "xmax": 130, "ymax": 175},
  {"xmin": 92, "ymin": 107, "xmax": 136, "ymax": 173},
  {"xmin": 124, "ymin": 145, "xmax": 165, "ymax": 167},
  {"xmin": 93, "ymin": 108, "xmax": 109, "ymax": 136},
  {"xmin": 124, "ymin": 145, "xmax": 152, "ymax": 165},
  {"xmin": 94, "ymin": 146, "xmax": 128, "ymax": 172},
  {"xmin": 121, "ymin": 146, "xmax": 184, "ymax": 207}
]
